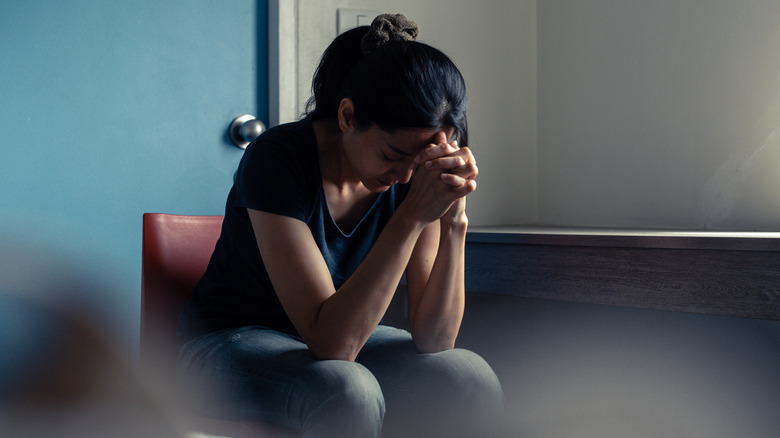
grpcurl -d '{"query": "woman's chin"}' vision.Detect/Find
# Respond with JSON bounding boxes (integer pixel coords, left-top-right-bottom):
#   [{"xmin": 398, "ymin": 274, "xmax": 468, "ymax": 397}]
[{"xmin": 364, "ymin": 179, "xmax": 393, "ymax": 192}]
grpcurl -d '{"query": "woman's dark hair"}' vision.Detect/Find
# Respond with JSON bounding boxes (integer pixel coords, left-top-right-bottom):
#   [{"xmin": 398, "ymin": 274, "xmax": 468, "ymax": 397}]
[{"xmin": 305, "ymin": 23, "xmax": 469, "ymax": 145}]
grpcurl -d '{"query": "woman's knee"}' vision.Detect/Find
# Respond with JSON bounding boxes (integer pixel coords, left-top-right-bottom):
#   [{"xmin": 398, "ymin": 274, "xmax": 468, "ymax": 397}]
[
  {"xmin": 402, "ymin": 348, "xmax": 505, "ymax": 433},
  {"xmin": 314, "ymin": 360, "xmax": 383, "ymax": 401},
  {"xmin": 428, "ymin": 348, "xmax": 504, "ymax": 406},
  {"xmin": 301, "ymin": 360, "xmax": 385, "ymax": 425}
]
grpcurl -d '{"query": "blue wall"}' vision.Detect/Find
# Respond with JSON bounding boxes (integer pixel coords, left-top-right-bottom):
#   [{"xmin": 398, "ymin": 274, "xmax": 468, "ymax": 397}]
[{"xmin": 1, "ymin": 0, "xmax": 267, "ymax": 348}]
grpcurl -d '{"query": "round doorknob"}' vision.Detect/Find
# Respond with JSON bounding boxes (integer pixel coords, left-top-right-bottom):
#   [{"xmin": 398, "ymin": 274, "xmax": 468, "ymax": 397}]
[{"xmin": 229, "ymin": 114, "xmax": 266, "ymax": 149}]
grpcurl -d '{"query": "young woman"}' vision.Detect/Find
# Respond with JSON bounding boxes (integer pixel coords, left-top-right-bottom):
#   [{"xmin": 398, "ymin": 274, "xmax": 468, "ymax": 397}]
[{"xmin": 177, "ymin": 14, "xmax": 504, "ymax": 437}]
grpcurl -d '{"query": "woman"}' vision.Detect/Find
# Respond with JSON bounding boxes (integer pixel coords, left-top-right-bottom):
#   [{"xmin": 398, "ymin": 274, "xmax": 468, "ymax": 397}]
[{"xmin": 177, "ymin": 14, "xmax": 504, "ymax": 437}]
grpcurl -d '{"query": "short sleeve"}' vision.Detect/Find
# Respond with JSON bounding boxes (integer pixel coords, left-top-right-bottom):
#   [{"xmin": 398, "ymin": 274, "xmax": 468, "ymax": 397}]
[{"xmin": 232, "ymin": 121, "xmax": 317, "ymax": 222}]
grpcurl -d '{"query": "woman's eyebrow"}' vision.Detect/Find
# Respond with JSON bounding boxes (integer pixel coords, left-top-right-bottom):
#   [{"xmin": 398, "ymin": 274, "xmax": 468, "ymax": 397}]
[{"xmin": 386, "ymin": 143, "xmax": 411, "ymax": 156}]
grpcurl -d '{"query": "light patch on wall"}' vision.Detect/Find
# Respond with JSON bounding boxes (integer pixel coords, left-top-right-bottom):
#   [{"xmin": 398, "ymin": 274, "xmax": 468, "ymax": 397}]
[{"xmin": 697, "ymin": 121, "xmax": 780, "ymax": 229}]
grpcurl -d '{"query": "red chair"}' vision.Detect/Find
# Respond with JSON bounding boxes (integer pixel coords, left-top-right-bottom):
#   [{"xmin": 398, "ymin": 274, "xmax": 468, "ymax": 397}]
[{"xmin": 141, "ymin": 213, "xmax": 297, "ymax": 437}]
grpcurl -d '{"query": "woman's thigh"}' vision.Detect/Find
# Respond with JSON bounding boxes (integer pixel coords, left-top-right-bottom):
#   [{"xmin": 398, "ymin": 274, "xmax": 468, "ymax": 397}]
[{"xmin": 177, "ymin": 326, "xmax": 384, "ymax": 433}]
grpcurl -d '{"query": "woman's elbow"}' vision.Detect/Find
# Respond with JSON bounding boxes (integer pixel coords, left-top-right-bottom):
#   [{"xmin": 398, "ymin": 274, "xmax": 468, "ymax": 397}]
[
  {"xmin": 306, "ymin": 339, "xmax": 360, "ymax": 362},
  {"xmin": 413, "ymin": 337, "xmax": 456, "ymax": 354},
  {"xmin": 410, "ymin": 322, "xmax": 459, "ymax": 353}
]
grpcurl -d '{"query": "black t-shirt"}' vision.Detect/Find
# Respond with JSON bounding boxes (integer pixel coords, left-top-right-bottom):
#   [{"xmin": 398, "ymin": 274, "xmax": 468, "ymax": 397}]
[{"xmin": 177, "ymin": 118, "xmax": 409, "ymax": 343}]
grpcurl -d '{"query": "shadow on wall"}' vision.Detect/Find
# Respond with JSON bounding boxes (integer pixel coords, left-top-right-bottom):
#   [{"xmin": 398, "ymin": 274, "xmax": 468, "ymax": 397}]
[{"xmin": 455, "ymin": 293, "xmax": 780, "ymax": 438}]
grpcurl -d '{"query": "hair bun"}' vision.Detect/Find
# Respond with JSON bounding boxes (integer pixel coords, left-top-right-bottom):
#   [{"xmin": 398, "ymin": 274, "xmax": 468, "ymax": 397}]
[{"xmin": 361, "ymin": 13, "xmax": 419, "ymax": 53}]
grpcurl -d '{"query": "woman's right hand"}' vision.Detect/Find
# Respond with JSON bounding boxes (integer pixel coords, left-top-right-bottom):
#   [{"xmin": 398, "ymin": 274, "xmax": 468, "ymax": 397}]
[
  {"xmin": 411, "ymin": 133, "xmax": 479, "ymax": 185},
  {"xmin": 401, "ymin": 133, "xmax": 476, "ymax": 225}
]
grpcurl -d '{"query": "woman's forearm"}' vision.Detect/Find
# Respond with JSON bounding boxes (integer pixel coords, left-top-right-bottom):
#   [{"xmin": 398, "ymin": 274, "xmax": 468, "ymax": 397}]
[
  {"xmin": 408, "ymin": 220, "xmax": 467, "ymax": 353},
  {"xmin": 310, "ymin": 208, "xmax": 428, "ymax": 360}
]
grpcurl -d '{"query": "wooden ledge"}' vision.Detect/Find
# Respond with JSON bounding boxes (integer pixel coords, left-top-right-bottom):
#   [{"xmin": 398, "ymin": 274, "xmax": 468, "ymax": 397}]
[
  {"xmin": 468, "ymin": 226, "xmax": 780, "ymax": 251},
  {"xmin": 464, "ymin": 226, "xmax": 780, "ymax": 320}
]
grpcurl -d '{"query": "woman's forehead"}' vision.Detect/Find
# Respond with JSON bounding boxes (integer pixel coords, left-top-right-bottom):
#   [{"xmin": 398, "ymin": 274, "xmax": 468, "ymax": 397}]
[{"xmin": 377, "ymin": 126, "xmax": 455, "ymax": 152}]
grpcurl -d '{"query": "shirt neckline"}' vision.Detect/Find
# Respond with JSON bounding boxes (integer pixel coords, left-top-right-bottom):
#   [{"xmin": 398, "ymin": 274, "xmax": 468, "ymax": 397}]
[{"xmin": 306, "ymin": 119, "xmax": 386, "ymax": 238}]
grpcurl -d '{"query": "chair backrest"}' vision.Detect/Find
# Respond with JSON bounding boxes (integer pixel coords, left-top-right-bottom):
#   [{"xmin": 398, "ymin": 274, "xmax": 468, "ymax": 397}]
[
  {"xmin": 141, "ymin": 213, "xmax": 223, "ymax": 375},
  {"xmin": 140, "ymin": 213, "xmax": 298, "ymax": 437}
]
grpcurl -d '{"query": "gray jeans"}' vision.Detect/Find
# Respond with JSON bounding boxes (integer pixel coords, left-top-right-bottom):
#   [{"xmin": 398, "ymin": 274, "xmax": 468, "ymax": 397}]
[{"xmin": 177, "ymin": 325, "xmax": 504, "ymax": 438}]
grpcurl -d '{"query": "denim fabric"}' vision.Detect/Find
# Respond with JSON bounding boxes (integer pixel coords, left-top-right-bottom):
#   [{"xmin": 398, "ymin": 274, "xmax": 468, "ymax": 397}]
[{"xmin": 177, "ymin": 325, "xmax": 504, "ymax": 438}]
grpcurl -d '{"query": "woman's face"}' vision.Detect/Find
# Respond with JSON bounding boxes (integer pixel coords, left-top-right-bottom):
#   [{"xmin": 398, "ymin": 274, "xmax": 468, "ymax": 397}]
[{"xmin": 343, "ymin": 124, "xmax": 455, "ymax": 192}]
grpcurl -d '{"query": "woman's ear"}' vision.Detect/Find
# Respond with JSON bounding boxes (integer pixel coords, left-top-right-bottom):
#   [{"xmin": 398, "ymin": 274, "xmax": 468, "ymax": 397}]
[{"xmin": 337, "ymin": 98, "xmax": 355, "ymax": 133}]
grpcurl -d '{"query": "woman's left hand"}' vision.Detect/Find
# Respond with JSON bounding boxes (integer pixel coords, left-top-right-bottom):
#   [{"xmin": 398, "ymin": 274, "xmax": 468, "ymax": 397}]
[
  {"xmin": 411, "ymin": 132, "xmax": 478, "ymax": 184},
  {"xmin": 411, "ymin": 132, "xmax": 478, "ymax": 225}
]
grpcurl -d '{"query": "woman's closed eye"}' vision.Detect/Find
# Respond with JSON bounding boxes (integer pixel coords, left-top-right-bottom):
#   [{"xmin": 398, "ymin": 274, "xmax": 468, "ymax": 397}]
[{"xmin": 382, "ymin": 152, "xmax": 405, "ymax": 162}]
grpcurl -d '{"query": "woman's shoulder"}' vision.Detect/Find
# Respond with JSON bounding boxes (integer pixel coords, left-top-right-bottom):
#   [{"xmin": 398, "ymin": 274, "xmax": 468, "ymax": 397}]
[
  {"xmin": 240, "ymin": 118, "xmax": 316, "ymax": 166},
  {"xmin": 252, "ymin": 118, "xmax": 314, "ymax": 150},
  {"xmin": 237, "ymin": 118, "xmax": 318, "ymax": 182},
  {"xmin": 232, "ymin": 118, "xmax": 319, "ymax": 216}
]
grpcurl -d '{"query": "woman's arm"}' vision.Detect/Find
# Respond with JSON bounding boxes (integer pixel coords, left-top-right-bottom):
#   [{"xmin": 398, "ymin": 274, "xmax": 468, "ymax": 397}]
[
  {"xmin": 249, "ymin": 208, "xmax": 425, "ymax": 361},
  {"xmin": 248, "ymin": 152, "xmax": 469, "ymax": 361},
  {"xmin": 405, "ymin": 217, "xmax": 467, "ymax": 353},
  {"xmin": 405, "ymin": 137, "xmax": 478, "ymax": 352}
]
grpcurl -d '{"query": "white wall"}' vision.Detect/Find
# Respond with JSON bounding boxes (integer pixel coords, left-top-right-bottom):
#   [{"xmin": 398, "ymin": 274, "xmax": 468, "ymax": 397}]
[
  {"xmin": 538, "ymin": 0, "xmax": 780, "ymax": 230},
  {"xmin": 291, "ymin": 0, "xmax": 780, "ymax": 231},
  {"xmin": 293, "ymin": 0, "xmax": 538, "ymax": 226}
]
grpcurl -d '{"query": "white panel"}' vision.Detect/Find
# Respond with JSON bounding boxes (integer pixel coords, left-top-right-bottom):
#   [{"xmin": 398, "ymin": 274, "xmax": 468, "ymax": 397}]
[
  {"xmin": 337, "ymin": 8, "xmax": 380, "ymax": 34},
  {"xmin": 269, "ymin": 0, "xmax": 299, "ymax": 126}
]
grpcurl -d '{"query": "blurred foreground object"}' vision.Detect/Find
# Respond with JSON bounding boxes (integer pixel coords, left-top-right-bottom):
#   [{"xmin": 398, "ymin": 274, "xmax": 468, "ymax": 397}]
[
  {"xmin": 0, "ymin": 293, "xmax": 185, "ymax": 438},
  {"xmin": 0, "ymin": 234, "xmax": 186, "ymax": 438}
]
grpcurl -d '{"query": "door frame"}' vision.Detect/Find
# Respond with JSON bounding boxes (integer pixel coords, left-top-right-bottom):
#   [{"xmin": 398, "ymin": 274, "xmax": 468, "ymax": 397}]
[{"xmin": 269, "ymin": 0, "xmax": 298, "ymax": 126}]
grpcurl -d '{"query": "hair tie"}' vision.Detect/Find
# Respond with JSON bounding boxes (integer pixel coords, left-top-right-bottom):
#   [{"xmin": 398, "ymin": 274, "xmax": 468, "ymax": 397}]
[{"xmin": 360, "ymin": 13, "xmax": 419, "ymax": 54}]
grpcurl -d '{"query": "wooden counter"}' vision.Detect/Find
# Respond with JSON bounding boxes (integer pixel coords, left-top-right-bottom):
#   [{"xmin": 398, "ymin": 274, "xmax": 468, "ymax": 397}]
[{"xmin": 465, "ymin": 227, "xmax": 780, "ymax": 320}]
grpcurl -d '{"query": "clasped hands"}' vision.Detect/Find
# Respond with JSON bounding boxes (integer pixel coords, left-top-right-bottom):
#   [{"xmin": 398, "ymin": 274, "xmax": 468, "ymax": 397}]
[{"xmin": 408, "ymin": 132, "xmax": 478, "ymax": 225}]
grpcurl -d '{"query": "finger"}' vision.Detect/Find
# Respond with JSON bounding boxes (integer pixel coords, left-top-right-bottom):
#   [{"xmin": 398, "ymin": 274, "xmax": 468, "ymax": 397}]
[
  {"xmin": 433, "ymin": 130, "xmax": 448, "ymax": 146},
  {"xmin": 435, "ymin": 145, "xmax": 471, "ymax": 163},
  {"xmin": 440, "ymin": 173, "xmax": 470, "ymax": 187},
  {"xmin": 458, "ymin": 146, "xmax": 475, "ymax": 165},
  {"xmin": 443, "ymin": 176, "xmax": 476, "ymax": 196},
  {"xmin": 440, "ymin": 172, "xmax": 464, "ymax": 187},
  {"xmin": 449, "ymin": 147, "xmax": 478, "ymax": 178},
  {"xmin": 411, "ymin": 142, "xmax": 460, "ymax": 169},
  {"xmin": 457, "ymin": 159, "xmax": 478, "ymax": 180},
  {"xmin": 420, "ymin": 131, "xmax": 459, "ymax": 162},
  {"xmin": 425, "ymin": 156, "xmax": 466, "ymax": 170},
  {"xmin": 431, "ymin": 161, "xmax": 478, "ymax": 183}
]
